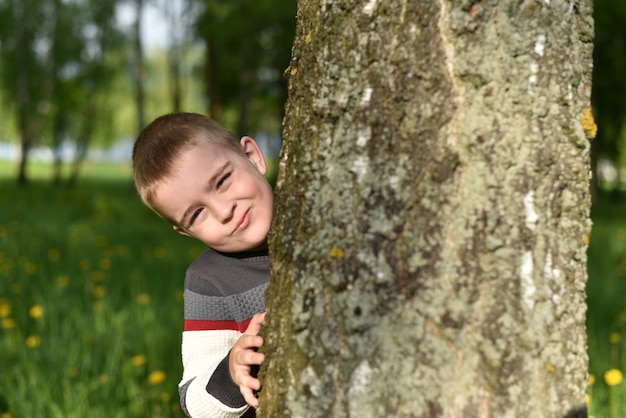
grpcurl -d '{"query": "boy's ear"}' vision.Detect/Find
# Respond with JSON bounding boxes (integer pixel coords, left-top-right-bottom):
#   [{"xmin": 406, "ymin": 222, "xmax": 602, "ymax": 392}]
[
  {"xmin": 240, "ymin": 136, "xmax": 267, "ymax": 175},
  {"xmin": 173, "ymin": 225, "xmax": 191, "ymax": 237}
]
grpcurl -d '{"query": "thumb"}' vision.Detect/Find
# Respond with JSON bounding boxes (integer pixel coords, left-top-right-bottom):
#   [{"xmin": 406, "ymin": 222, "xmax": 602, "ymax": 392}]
[{"xmin": 245, "ymin": 312, "xmax": 266, "ymax": 335}]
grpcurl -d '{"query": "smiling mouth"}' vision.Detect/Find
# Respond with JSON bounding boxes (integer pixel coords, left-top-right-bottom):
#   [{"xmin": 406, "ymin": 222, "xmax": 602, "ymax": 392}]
[{"xmin": 233, "ymin": 209, "xmax": 251, "ymax": 234}]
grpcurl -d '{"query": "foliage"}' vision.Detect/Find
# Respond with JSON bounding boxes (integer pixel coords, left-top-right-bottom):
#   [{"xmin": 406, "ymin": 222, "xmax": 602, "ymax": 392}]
[
  {"xmin": 0, "ymin": 0, "xmax": 295, "ymax": 184},
  {"xmin": 191, "ymin": 0, "xmax": 296, "ymax": 134},
  {"xmin": 592, "ymin": 0, "xmax": 626, "ymax": 167}
]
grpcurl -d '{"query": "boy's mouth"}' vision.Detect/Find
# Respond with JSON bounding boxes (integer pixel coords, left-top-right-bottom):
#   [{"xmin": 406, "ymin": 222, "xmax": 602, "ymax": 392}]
[{"xmin": 233, "ymin": 208, "xmax": 251, "ymax": 234}]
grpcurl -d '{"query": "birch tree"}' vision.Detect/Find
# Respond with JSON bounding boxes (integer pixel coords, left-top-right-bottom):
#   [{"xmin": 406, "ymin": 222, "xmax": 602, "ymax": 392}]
[{"xmin": 260, "ymin": 1, "xmax": 594, "ymax": 417}]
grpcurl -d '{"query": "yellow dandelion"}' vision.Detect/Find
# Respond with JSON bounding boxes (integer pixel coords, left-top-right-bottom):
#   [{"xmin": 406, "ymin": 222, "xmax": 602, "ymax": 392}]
[
  {"xmin": 99, "ymin": 374, "xmax": 109, "ymax": 384},
  {"xmin": 11, "ymin": 284, "xmax": 21, "ymax": 294},
  {"xmin": 99, "ymin": 258, "xmax": 111, "ymax": 270},
  {"xmin": 96, "ymin": 235, "xmax": 109, "ymax": 247},
  {"xmin": 604, "ymin": 369, "xmax": 623, "ymax": 386},
  {"xmin": 1, "ymin": 318, "xmax": 16, "ymax": 329},
  {"xmin": 92, "ymin": 285, "xmax": 106, "ymax": 298},
  {"xmin": 154, "ymin": 247, "xmax": 166, "ymax": 259},
  {"xmin": 24, "ymin": 261, "xmax": 37, "ymax": 275},
  {"xmin": 161, "ymin": 392, "xmax": 171, "ymax": 402},
  {"xmin": 0, "ymin": 302, "xmax": 11, "ymax": 318},
  {"xmin": 47, "ymin": 249, "xmax": 60, "ymax": 262},
  {"xmin": 131, "ymin": 355, "xmax": 147, "ymax": 367},
  {"xmin": 115, "ymin": 245, "xmax": 129, "ymax": 256},
  {"xmin": 2, "ymin": 412, "xmax": 13, "ymax": 418},
  {"xmin": 148, "ymin": 370, "xmax": 166, "ymax": 385},
  {"xmin": 25, "ymin": 335, "xmax": 41, "ymax": 348},
  {"xmin": 67, "ymin": 368, "xmax": 78, "ymax": 377},
  {"xmin": 56, "ymin": 275, "xmax": 70, "ymax": 288},
  {"xmin": 586, "ymin": 393, "xmax": 591, "ymax": 405},
  {"xmin": 92, "ymin": 270, "xmax": 105, "ymax": 282},
  {"xmin": 137, "ymin": 293, "xmax": 151, "ymax": 305},
  {"xmin": 29, "ymin": 304, "xmax": 44, "ymax": 319},
  {"xmin": 589, "ymin": 374, "xmax": 595, "ymax": 385},
  {"xmin": 610, "ymin": 332, "xmax": 621, "ymax": 344}
]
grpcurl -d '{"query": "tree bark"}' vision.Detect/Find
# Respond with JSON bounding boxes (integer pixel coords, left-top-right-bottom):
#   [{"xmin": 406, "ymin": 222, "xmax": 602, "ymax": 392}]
[
  {"xmin": 204, "ymin": 36, "xmax": 224, "ymax": 124},
  {"xmin": 133, "ymin": 0, "xmax": 146, "ymax": 134},
  {"xmin": 13, "ymin": 0, "xmax": 34, "ymax": 185},
  {"xmin": 260, "ymin": 1, "xmax": 594, "ymax": 417}
]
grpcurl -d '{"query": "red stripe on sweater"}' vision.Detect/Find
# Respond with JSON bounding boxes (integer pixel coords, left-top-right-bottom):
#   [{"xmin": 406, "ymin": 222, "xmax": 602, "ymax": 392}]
[{"xmin": 184, "ymin": 319, "xmax": 251, "ymax": 333}]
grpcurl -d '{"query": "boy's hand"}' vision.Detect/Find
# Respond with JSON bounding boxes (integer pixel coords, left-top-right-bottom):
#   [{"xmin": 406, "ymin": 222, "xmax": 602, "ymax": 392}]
[{"xmin": 230, "ymin": 312, "xmax": 266, "ymax": 408}]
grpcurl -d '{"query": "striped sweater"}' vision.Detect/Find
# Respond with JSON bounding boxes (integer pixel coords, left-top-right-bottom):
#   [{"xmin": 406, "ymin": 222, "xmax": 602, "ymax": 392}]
[{"xmin": 178, "ymin": 248, "xmax": 269, "ymax": 418}]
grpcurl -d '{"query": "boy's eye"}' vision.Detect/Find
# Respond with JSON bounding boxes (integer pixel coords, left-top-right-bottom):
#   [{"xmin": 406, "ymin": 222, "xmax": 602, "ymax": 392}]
[
  {"xmin": 189, "ymin": 208, "xmax": 203, "ymax": 226},
  {"xmin": 217, "ymin": 173, "xmax": 231, "ymax": 188}
]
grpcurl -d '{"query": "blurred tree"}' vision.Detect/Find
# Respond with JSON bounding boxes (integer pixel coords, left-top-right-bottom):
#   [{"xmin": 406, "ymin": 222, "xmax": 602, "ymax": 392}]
[
  {"xmin": 0, "ymin": 0, "xmax": 54, "ymax": 184},
  {"xmin": 66, "ymin": 0, "xmax": 124, "ymax": 185},
  {"xmin": 0, "ymin": 0, "xmax": 123, "ymax": 184},
  {"xmin": 160, "ymin": 0, "xmax": 196, "ymax": 113},
  {"xmin": 591, "ymin": 0, "xmax": 626, "ymax": 193},
  {"xmin": 261, "ymin": 0, "xmax": 593, "ymax": 416},
  {"xmin": 49, "ymin": 0, "xmax": 122, "ymax": 184},
  {"xmin": 132, "ymin": 0, "xmax": 146, "ymax": 135},
  {"xmin": 192, "ymin": 0, "xmax": 296, "ymax": 136}
]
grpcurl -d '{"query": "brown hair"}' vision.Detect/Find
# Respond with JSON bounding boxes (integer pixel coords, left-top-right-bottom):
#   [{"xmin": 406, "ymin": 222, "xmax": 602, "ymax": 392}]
[{"xmin": 132, "ymin": 112, "xmax": 243, "ymax": 211}]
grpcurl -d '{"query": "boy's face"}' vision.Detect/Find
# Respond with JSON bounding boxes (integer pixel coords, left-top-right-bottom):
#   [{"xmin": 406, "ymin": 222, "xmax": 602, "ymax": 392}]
[{"xmin": 151, "ymin": 136, "xmax": 274, "ymax": 253}]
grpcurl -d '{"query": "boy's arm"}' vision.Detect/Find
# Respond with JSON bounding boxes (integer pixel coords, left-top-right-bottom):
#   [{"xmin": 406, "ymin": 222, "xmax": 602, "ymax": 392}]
[{"xmin": 178, "ymin": 329, "xmax": 250, "ymax": 418}]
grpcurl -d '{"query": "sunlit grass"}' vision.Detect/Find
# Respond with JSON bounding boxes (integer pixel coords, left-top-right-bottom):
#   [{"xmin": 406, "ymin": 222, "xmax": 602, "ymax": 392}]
[{"xmin": 0, "ymin": 160, "xmax": 133, "ymax": 181}]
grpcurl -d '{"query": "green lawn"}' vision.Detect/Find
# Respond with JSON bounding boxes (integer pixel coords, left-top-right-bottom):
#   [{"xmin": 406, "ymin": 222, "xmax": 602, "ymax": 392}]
[
  {"xmin": 587, "ymin": 195, "xmax": 626, "ymax": 418},
  {"xmin": 0, "ymin": 164, "xmax": 202, "ymax": 417},
  {"xmin": 0, "ymin": 160, "xmax": 622, "ymax": 417}
]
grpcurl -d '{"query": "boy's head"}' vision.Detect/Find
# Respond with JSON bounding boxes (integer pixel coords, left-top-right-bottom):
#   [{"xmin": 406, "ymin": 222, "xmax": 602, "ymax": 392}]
[{"xmin": 133, "ymin": 112, "xmax": 274, "ymax": 253}]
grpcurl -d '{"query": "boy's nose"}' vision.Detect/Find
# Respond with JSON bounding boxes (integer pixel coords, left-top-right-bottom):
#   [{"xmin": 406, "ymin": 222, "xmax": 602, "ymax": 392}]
[{"xmin": 211, "ymin": 201, "xmax": 235, "ymax": 223}]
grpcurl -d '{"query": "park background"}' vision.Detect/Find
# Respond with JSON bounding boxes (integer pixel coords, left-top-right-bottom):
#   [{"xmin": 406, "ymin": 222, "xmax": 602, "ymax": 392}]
[{"xmin": 0, "ymin": 0, "xmax": 625, "ymax": 417}]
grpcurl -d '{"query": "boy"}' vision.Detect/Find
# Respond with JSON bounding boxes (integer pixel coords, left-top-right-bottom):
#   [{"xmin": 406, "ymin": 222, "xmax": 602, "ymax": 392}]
[{"xmin": 132, "ymin": 112, "xmax": 273, "ymax": 417}]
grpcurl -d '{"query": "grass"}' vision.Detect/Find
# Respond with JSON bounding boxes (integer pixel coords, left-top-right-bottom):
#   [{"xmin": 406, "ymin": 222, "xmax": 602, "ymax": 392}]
[
  {"xmin": 0, "ymin": 163, "xmax": 203, "ymax": 417},
  {"xmin": 0, "ymin": 160, "xmax": 623, "ymax": 416},
  {"xmin": 587, "ymin": 194, "xmax": 626, "ymax": 417}
]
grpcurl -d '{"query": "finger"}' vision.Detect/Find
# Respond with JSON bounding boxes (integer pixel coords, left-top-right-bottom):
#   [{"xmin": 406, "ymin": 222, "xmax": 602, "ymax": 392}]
[
  {"xmin": 245, "ymin": 312, "xmax": 266, "ymax": 335},
  {"xmin": 234, "ymin": 335, "xmax": 263, "ymax": 354},
  {"xmin": 243, "ymin": 351, "xmax": 265, "ymax": 366},
  {"xmin": 233, "ymin": 348, "xmax": 265, "ymax": 370},
  {"xmin": 240, "ymin": 386, "xmax": 259, "ymax": 408}
]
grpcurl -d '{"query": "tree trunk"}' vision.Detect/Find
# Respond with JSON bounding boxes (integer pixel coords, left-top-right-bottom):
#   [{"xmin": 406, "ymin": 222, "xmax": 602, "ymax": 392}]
[
  {"xmin": 260, "ymin": 1, "xmax": 594, "ymax": 417},
  {"xmin": 13, "ymin": 0, "xmax": 32, "ymax": 186},
  {"xmin": 51, "ymin": 109, "xmax": 65, "ymax": 185},
  {"xmin": 204, "ymin": 37, "xmax": 224, "ymax": 124},
  {"xmin": 133, "ymin": 0, "xmax": 146, "ymax": 134}
]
